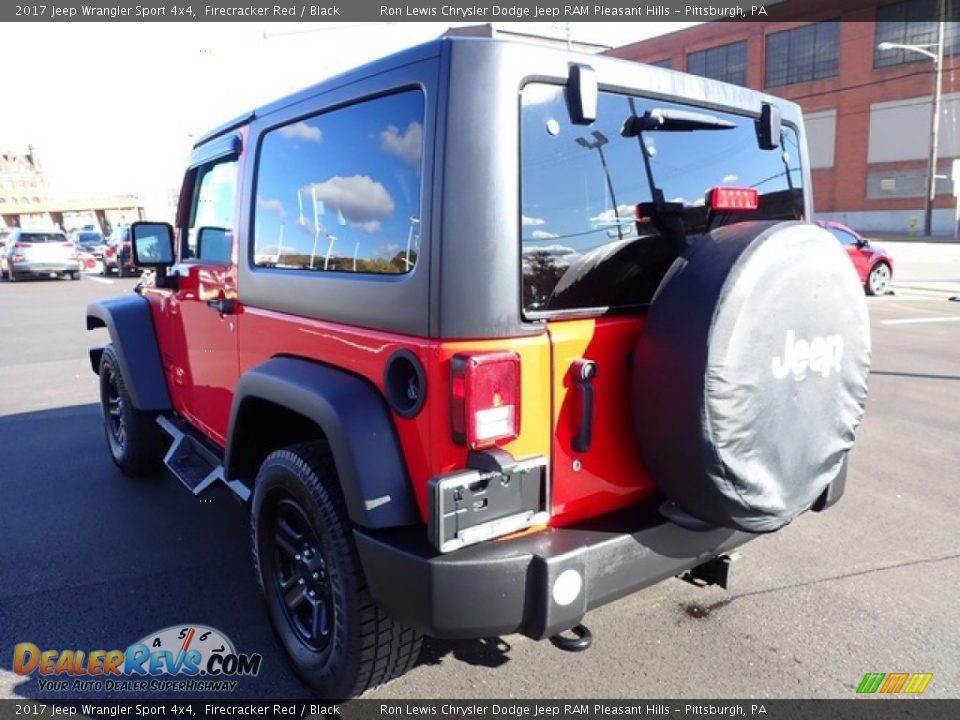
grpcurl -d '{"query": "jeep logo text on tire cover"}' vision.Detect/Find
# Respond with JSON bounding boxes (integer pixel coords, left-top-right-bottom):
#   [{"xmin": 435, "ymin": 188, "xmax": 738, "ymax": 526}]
[{"xmin": 771, "ymin": 329, "xmax": 844, "ymax": 381}]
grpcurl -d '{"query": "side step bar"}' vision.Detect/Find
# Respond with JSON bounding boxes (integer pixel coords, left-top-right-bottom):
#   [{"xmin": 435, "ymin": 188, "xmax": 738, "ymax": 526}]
[{"xmin": 156, "ymin": 416, "xmax": 251, "ymax": 502}]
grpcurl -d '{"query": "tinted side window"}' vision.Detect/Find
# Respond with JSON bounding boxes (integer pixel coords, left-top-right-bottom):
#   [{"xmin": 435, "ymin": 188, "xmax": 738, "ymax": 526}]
[
  {"xmin": 253, "ymin": 90, "xmax": 424, "ymax": 275},
  {"xmin": 826, "ymin": 227, "xmax": 859, "ymax": 246},
  {"xmin": 520, "ymin": 84, "xmax": 804, "ymax": 315}
]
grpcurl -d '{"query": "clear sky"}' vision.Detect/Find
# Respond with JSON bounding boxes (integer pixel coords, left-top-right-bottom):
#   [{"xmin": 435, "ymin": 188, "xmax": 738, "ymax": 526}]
[{"xmin": 0, "ymin": 22, "xmax": 696, "ymax": 200}]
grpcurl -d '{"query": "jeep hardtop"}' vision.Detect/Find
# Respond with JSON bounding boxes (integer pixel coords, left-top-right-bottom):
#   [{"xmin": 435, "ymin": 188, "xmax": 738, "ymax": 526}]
[{"xmin": 87, "ymin": 37, "xmax": 871, "ymax": 697}]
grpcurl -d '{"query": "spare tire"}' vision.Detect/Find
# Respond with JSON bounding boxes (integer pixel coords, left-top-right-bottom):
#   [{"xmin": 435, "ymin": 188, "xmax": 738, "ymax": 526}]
[{"xmin": 632, "ymin": 221, "xmax": 870, "ymax": 533}]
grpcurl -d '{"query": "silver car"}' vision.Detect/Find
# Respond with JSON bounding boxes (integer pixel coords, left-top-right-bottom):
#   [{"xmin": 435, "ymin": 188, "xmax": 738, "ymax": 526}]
[{"xmin": 2, "ymin": 228, "xmax": 81, "ymax": 281}]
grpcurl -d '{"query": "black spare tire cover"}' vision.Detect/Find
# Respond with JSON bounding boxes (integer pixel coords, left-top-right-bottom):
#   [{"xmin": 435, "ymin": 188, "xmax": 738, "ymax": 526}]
[{"xmin": 632, "ymin": 221, "xmax": 870, "ymax": 533}]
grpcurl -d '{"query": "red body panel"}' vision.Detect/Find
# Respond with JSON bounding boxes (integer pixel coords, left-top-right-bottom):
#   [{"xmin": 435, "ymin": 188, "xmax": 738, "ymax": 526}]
[
  {"xmin": 546, "ymin": 317, "xmax": 658, "ymax": 526},
  {"xmin": 236, "ymin": 309, "xmax": 556, "ymax": 524}
]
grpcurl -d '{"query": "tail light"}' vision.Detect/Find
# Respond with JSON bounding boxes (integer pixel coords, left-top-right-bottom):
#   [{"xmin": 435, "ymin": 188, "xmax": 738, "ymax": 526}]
[
  {"xmin": 451, "ymin": 352, "xmax": 521, "ymax": 449},
  {"xmin": 14, "ymin": 242, "xmax": 32, "ymax": 248},
  {"xmin": 62, "ymin": 242, "xmax": 74, "ymax": 248},
  {"xmin": 122, "ymin": 242, "xmax": 131, "ymax": 251},
  {"xmin": 708, "ymin": 186, "xmax": 759, "ymax": 211}
]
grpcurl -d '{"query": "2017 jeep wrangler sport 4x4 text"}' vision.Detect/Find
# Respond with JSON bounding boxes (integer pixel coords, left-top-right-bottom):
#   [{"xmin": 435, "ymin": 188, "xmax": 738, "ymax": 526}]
[{"xmin": 87, "ymin": 38, "xmax": 871, "ymax": 698}]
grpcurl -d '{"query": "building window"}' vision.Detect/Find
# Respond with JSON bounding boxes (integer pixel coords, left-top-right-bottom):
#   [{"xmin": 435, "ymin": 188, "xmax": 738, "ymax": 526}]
[
  {"xmin": 875, "ymin": 0, "xmax": 960, "ymax": 68},
  {"xmin": 765, "ymin": 21, "xmax": 840, "ymax": 87},
  {"xmin": 253, "ymin": 89, "xmax": 424, "ymax": 275},
  {"xmin": 649, "ymin": 58, "xmax": 672, "ymax": 69},
  {"xmin": 686, "ymin": 41, "xmax": 748, "ymax": 86}
]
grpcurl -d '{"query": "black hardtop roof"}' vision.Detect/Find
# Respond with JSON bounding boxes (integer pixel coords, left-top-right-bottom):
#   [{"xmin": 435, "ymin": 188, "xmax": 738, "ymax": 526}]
[
  {"xmin": 192, "ymin": 36, "xmax": 801, "ymax": 149},
  {"xmin": 192, "ymin": 37, "xmax": 446, "ymax": 148}
]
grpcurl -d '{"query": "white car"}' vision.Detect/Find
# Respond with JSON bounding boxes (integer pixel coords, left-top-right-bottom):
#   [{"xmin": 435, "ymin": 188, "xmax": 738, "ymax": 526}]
[{"xmin": 2, "ymin": 228, "xmax": 81, "ymax": 281}]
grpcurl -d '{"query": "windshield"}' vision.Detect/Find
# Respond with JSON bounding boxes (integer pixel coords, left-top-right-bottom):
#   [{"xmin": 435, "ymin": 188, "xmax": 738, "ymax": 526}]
[{"xmin": 521, "ymin": 84, "xmax": 804, "ymax": 315}]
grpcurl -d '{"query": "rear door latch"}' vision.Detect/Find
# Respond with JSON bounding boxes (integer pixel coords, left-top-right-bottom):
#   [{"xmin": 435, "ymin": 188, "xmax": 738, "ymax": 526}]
[{"xmin": 571, "ymin": 359, "xmax": 597, "ymax": 453}]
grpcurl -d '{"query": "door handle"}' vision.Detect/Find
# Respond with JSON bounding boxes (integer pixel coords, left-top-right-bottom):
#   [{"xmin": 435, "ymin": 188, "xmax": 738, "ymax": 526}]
[
  {"xmin": 206, "ymin": 297, "xmax": 236, "ymax": 315},
  {"xmin": 571, "ymin": 359, "xmax": 597, "ymax": 453}
]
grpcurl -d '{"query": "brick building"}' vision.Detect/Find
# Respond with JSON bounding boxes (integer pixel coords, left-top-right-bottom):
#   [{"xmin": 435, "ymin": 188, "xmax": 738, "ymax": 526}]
[{"xmin": 608, "ymin": 0, "xmax": 959, "ymax": 236}]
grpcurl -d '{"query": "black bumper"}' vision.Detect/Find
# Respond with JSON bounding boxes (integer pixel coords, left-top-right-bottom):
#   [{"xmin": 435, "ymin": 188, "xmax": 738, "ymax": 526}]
[{"xmin": 354, "ymin": 499, "xmax": 755, "ymax": 641}]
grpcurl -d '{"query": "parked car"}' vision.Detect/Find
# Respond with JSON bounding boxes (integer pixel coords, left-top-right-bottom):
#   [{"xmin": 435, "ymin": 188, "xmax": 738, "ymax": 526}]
[
  {"xmin": 73, "ymin": 230, "xmax": 107, "ymax": 258},
  {"xmin": 3, "ymin": 228, "xmax": 81, "ymax": 281},
  {"xmin": 102, "ymin": 225, "xmax": 139, "ymax": 277},
  {"xmin": 817, "ymin": 220, "xmax": 894, "ymax": 296},
  {"xmin": 86, "ymin": 39, "xmax": 872, "ymax": 697}
]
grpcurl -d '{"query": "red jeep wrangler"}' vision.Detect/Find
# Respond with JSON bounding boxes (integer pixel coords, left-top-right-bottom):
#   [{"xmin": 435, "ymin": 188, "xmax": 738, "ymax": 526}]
[{"xmin": 87, "ymin": 38, "xmax": 871, "ymax": 697}]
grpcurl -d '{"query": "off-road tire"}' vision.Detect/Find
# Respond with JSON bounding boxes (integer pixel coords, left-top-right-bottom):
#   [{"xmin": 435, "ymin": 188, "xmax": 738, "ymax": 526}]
[
  {"xmin": 251, "ymin": 442, "xmax": 422, "ymax": 698},
  {"xmin": 98, "ymin": 345, "xmax": 165, "ymax": 476}
]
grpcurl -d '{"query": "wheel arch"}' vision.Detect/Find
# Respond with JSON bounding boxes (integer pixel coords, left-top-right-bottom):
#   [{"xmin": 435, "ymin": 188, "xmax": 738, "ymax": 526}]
[
  {"xmin": 226, "ymin": 356, "xmax": 421, "ymax": 530},
  {"xmin": 86, "ymin": 295, "xmax": 172, "ymax": 411}
]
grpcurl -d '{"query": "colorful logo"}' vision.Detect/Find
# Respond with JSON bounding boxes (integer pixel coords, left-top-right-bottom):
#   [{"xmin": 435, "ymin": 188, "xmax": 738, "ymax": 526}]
[
  {"xmin": 857, "ymin": 672, "xmax": 933, "ymax": 695},
  {"xmin": 13, "ymin": 624, "xmax": 262, "ymax": 693}
]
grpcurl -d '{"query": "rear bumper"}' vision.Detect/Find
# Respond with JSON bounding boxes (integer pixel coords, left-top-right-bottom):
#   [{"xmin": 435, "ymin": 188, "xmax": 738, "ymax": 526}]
[
  {"xmin": 13, "ymin": 261, "xmax": 80, "ymax": 273},
  {"xmin": 355, "ymin": 499, "xmax": 755, "ymax": 640},
  {"xmin": 357, "ymin": 457, "xmax": 848, "ymax": 641}
]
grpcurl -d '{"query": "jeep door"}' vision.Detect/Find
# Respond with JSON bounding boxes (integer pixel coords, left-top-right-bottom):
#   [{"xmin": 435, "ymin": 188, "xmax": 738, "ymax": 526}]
[{"xmin": 166, "ymin": 152, "xmax": 241, "ymax": 445}]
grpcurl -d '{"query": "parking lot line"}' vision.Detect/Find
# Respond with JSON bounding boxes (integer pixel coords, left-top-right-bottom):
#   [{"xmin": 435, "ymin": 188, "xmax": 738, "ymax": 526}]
[{"xmin": 881, "ymin": 316, "xmax": 960, "ymax": 326}]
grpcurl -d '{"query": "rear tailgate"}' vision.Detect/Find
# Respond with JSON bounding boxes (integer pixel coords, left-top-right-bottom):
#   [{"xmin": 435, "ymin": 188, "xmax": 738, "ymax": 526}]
[
  {"xmin": 546, "ymin": 316, "xmax": 656, "ymax": 525},
  {"xmin": 519, "ymin": 83, "xmax": 806, "ymax": 526},
  {"xmin": 19, "ymin": 233, "xmax": 73, "ymax": 265}
]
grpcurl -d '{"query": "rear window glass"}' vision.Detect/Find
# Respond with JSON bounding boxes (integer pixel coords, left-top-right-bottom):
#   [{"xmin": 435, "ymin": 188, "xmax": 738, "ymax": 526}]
[
  {"xmin": 20, "ymin": 233, "xmax": 66, "ymax": 243},
  {"xmin": 520, "ymin": 84, "xmax": 804, "ymax": 315},
  {"xmin": 77, "ymin": 232, "xmax": 102, "ymax": 243}
]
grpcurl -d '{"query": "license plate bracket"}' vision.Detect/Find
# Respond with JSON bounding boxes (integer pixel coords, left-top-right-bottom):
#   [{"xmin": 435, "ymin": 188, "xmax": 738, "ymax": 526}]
[{"xmin": 428, "ymin": 454, "xmax": 548, "ymax": 553}]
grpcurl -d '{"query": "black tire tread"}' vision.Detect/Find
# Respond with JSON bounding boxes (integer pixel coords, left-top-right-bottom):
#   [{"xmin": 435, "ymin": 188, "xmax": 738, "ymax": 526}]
[
  {"xmin": 99, "ymin": 345, "xmax": 166, "ymax": 477},
  {"xmin": 251, "ymin": 441, "xmax": 421, "ymax": 697}
]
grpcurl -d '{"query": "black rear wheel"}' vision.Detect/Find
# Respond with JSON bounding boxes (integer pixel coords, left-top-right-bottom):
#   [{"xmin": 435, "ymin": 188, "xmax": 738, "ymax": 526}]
[{"xmin": 251, "ymin": 442, "xmax": 422, "ymax": 698}]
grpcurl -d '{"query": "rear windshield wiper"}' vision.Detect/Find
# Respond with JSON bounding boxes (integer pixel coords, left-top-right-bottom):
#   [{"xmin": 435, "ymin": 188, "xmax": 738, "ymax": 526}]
[{"xmin": 622, "ymin": 108, "xmax": 736, "ymax": 135}]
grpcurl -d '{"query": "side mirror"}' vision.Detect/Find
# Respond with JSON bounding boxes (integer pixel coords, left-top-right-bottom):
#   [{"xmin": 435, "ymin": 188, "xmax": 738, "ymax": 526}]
[
  {"xmin": 196, "ymin": 226, "xmax": 232, "ymax": 265},
  {"xmin": 130, "ymin": 222, "xmax": 175, "ymax": 267}
]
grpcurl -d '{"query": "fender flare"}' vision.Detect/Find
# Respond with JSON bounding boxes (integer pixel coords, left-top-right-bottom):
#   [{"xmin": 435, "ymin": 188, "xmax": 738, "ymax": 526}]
[
  {"xmin": 86, "ymin": 295, "xmax": 172, "ymax": 411},
  {"xmin": 225, "ymin": 356, "xmax": 420, "ymax": 529}
]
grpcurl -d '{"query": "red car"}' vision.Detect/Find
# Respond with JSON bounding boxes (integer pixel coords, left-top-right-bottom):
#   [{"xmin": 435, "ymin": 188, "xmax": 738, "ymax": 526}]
[{"xmin": 817, "ymin": 220, "xmax": 894, "ymax": 296}]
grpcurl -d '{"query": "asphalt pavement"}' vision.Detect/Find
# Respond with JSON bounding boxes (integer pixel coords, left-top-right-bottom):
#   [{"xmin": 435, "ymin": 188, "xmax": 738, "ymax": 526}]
[{"xmin": 0, "ymin": 261, "xmax": 958, "ymax": 700}]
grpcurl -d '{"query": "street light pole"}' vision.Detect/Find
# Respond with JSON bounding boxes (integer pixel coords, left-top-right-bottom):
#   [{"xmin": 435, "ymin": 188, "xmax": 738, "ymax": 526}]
[
  {"xmin": 576, "ymin": 131, "xmax": 623, "ymax": 241},
  {"xmin": 878, "ymin": 15, "xmax": 945, "ymax": 236},
  {"xmin": 926, "ymin": 20, "xmax": 946, "ymax": 237}
]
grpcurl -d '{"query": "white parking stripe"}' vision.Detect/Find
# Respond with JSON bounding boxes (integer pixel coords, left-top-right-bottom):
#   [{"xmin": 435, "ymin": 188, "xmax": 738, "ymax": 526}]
[
  {"xmin": 881, "ymin": 316, "xmax": 960, "ymax": 325},
  {"xmin": 84, "ymin": 275, "xmax": 114, "ymax": 285}
]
